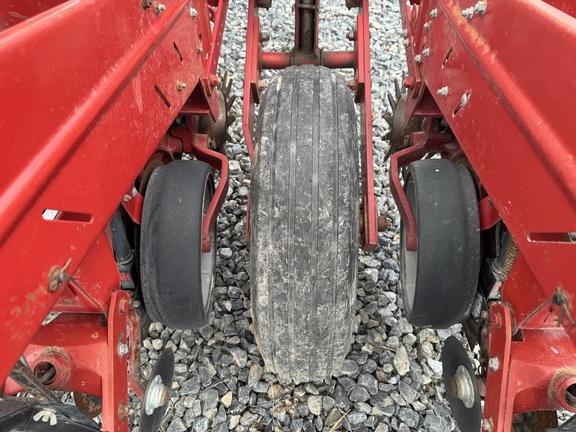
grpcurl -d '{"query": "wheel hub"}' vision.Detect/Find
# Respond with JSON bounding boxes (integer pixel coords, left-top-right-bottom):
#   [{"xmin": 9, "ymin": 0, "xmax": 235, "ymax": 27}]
[{"xmin": 144, "ymin": 375, "xmax": 170, "ymax": 416}]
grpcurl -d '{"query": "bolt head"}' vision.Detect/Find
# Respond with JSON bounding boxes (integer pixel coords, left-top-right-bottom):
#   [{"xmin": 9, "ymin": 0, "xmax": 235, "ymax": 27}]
[
  {"xmin": 189, "ymin": 7, "xmax": 197, "ymax": 17},
  {"xmin": 474, "ymin": 0, "xmax": 487, "ymax": 15},
  {"xmin": 488, "ymin": 356, "xmax": 500, "ymax": 372},
  {"xmin": 122, "ymin": 194, "xmax": 131, "ymax": 202},
  {"xmin": 177, "ymin": 82, "xmax": 187, "ymax": 91},
  {"xmin": 48, "ymin": 265, "xmax": 70, "ymax": 292},
  {"xmin": 414, "ymin": 54, "xmax": 422, "ymax": 63},
  {"xmin": 197, "ymin": 47, "xmax": 204, "ymax": 54},
  {"xmin": 403, "ymin": 77, "xmax": 414, "ymax": 89},
  {"xmin": 210, "ymin": 75, "xmax": 220, "ymax": 87},
  {"xmin": 462, "ymin": 7, "xmax": 474, "ymax": 19},
  {"xmin": 436, "ymin": 86, "xmax": 449, "ymax": 97},
  {"xmin": 118, "ymin": 343, "xmax": 129, "ymax": 357},
  {"xmin": 429, "ymin": 8, "xmax": 438, "ymax": 18},
  {"xmin": 118, "ymin": 403, "xmax": 131, "ymax": 420},
  {"xmin": 423, "ymin": 48, "xmax": 430, "ymax": 57},
  {"xmin": 154, "ymin": 2, "xmax": 166, "ymax": 14},
  {"xmin": 423, "ymin": 22, "xmax": 431, "ymax": 30}
]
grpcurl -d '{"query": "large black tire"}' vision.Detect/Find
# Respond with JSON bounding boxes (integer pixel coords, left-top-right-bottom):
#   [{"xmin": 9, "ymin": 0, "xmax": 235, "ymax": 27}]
[
  {"xmin": 140, "ymin": 160, "xmax": 216, "ymax": 329},
  {"xmin": 250, "ymin": 65, "xmax": 359, "ymax": 383},
  {"xmin": 400, "ymin": 159, "xmax": 480, "ymax": 328}
]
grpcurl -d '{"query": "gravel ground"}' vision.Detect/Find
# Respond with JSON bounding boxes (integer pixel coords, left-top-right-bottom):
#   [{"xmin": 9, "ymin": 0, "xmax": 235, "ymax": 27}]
[{"xmin": 133, "ymin": 0, "xmax": 469, "ymax": 430}]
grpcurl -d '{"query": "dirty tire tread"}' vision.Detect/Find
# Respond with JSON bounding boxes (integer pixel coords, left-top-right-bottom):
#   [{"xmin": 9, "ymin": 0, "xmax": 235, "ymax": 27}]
[{"xmin": 250, "ymin": 65, "xmax": 359, "ymax": 383}]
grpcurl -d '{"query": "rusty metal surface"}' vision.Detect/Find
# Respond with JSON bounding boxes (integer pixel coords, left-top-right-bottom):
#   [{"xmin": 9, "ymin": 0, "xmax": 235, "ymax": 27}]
[
  {"xmin": 74, "ymin": 393, "xmax": 103, "ymax": 419},
  {"xmin": 8, "ymin": 361, "xmax": 60, "ymax": 403}
]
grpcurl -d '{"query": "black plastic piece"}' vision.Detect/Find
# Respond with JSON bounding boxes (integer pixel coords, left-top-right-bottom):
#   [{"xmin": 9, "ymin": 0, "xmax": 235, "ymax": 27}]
[
  {"xmin": 111, "ymin": 210, "xmax": 136, "ymax": 289},
  {"xmin": 0, "ymin": 399, "xmax": 99, "ymax": 432}
]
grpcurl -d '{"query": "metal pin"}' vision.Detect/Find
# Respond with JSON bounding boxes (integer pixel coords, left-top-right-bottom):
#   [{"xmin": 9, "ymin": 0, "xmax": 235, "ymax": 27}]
[
  {"xmin": 437, "ymin": 86, "xmax": 449, "ymax": 97},
  {"xmin": 460, "ymin": 92, "xmax": 470, "ymax": 107}
]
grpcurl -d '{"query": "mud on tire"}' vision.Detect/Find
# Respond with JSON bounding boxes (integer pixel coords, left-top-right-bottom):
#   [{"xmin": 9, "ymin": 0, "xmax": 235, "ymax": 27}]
[{"xmin": 250, "ymin": 65, "xmax": 359, "ymax": 383}]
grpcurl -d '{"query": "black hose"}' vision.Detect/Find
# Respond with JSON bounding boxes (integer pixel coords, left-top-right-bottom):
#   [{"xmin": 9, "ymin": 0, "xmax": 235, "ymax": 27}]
[{"xmin": 110, "ymin": 211, "xmax": 133, "ymax": 266}]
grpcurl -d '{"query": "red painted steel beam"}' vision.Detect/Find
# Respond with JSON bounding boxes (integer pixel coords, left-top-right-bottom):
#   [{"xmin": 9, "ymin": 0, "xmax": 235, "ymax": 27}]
[
  {"xmin": 4, "ymin": 314, "xmax": 108, "ymax": 397},
  {"xmin": 242, "ymin": 0, "xmax": 260, "ymax": 158},
  {"xmin": 404, "ymin": 0, "xmax": 576, "ymax": 341},
  {"xmin": 260, "ymin": 50, "xmax": 356, "ymax": 69},
  {"xmin": 102, "ymin": 291, "xmax": 131, "ymax": 432},
  {"xmin": 355, "ymin": 0, "xmax": 378, "ymax": 251},
  {"xmin": 0, "ymin": 0, "xmax": 221, "ymax": 382}
]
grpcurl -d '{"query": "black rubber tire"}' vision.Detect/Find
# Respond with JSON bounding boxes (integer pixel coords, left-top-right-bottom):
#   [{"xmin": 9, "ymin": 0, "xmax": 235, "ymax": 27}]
[
  {"xmin": 400, "ymin": 159, "xmax": 480, "ymax": 328},
  {"xmin": 140, "ymin": 160, "xmax": 216, "ymax": 329},
  {"xmin": 250, "ymin": 65, "xmax": 359, "ymax": 383}
]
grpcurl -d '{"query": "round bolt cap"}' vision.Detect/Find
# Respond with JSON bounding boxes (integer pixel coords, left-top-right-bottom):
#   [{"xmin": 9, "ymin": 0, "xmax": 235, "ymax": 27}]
[
  {"xmin": 474, "ymin": 0, "xmax": 487, "ymax": 15},
  {"xmin": 461, "ymin": 7, "xmax": 474, "ymax": 19},
  {"xmin": 437, "ymin": 86, "xmax": 449, "ymax": 97}
]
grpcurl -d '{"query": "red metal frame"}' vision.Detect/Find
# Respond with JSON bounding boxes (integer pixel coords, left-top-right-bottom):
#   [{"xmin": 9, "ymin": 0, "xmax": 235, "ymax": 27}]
[
  {"xmin": 242, "ymin": 0, "xmax": 379, "ymax": 251},
  {"xmin": 393, "ymin": 0, "xmax": 576, "ymax": 429},
  {"xmin": 0, "ymin": 0, "xmax": 229, "ymax": 428}
]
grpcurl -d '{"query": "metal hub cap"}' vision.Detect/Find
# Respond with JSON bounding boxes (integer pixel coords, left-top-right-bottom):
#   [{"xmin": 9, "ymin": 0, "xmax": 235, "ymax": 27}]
[
  {"xmin": 201, "ymin": 178, "xmax": 216, "ymax": 310},
  {"xmin": 144, "ymin": 375, "xmax": 170, "ymax": 415},
  {"xmin": 448, "ymin": 365, "xmax": 476, "ymax": 409}
]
